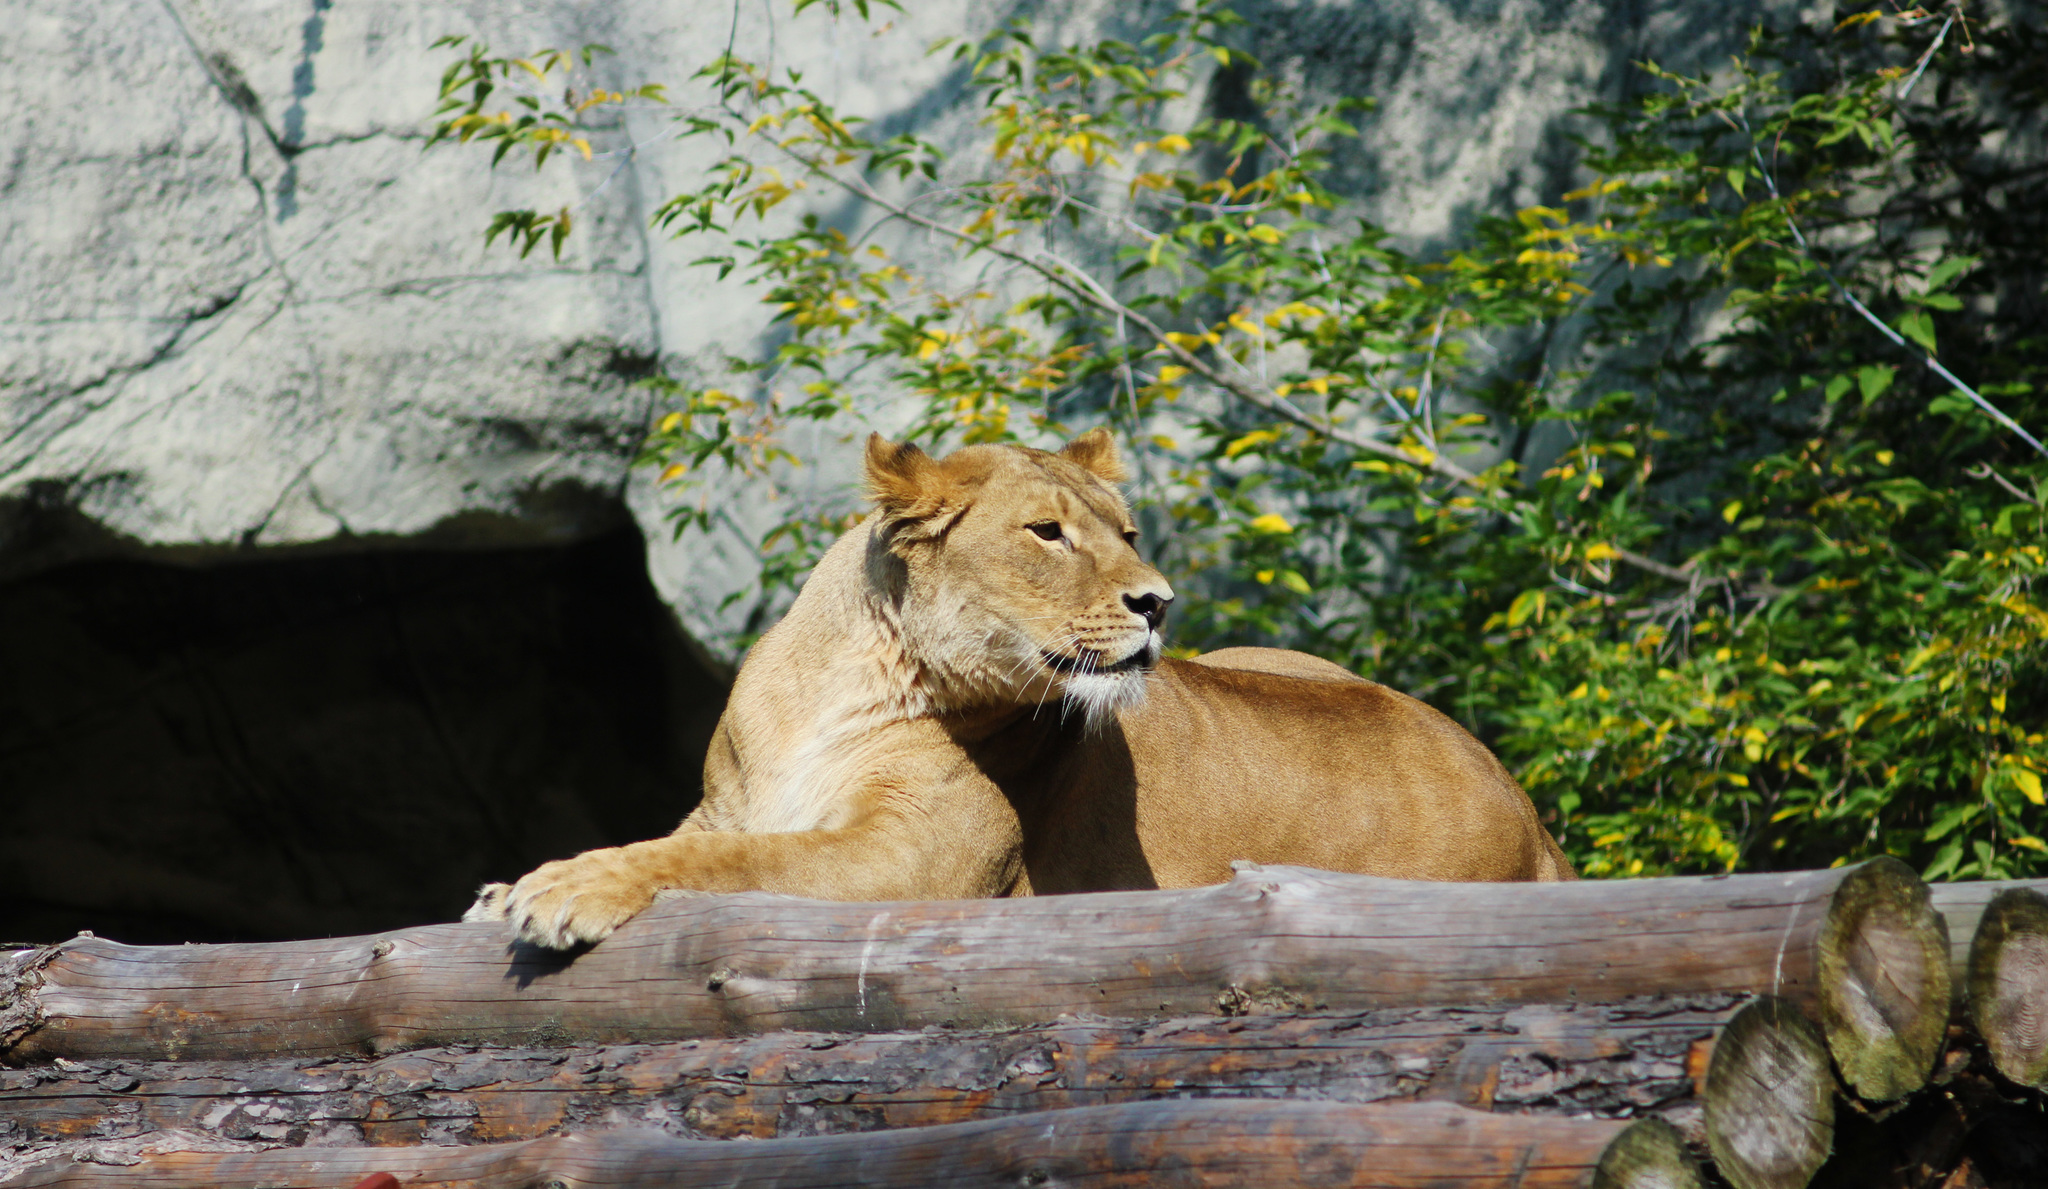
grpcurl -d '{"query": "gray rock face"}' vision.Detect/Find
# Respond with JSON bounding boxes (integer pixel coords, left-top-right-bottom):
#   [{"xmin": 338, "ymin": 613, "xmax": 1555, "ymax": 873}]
[
  {"xmin": 3, "ymin": 1, "xmax": 657, "ymax": 582},
  {"xmin": 3, "ymin": 0, "xmax": 1805, "ymax": 659}
]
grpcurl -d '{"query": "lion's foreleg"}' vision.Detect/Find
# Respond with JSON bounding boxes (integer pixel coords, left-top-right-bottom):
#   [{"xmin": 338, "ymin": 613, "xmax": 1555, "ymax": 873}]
[{"xmin": 489, "ymin": 810, "xmax": 1019, "ymax": 950}]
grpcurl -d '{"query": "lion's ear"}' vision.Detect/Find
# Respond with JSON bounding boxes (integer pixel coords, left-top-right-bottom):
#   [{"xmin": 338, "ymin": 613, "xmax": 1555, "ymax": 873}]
[
  {"xmin": 865, "ymin": 434, "xmax": 966, "ymax": 544},
  {"xmin": 864, "ymin": 433, "xmax": 938, "ymax": 514},
  {"xmin": 1058, "ymin": 427, "xmax": 1128, "ymax": 483}
]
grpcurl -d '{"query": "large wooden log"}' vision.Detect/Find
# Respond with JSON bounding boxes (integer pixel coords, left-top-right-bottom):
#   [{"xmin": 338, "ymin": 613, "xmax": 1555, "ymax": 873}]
[
  {"xmin": 1, "ymin": 863, "xmax": 1948, "ymax": 1101},
  {"xmin": 0, "ymin": 1100, "xmax": 1700, "ymax": 1189},
  {"xmin": 0, "ymin": 999, "xmax": 1735, "ymax": 1150},
  {"xmin": 1927, "ymin": 878, "xmax": 2048, "ymax": 1015},
  {"xmin": 1962, "ymin": 886, "xmax": 2048, "ymax": 1090},
  {"xmin": 1702, "ymin": 997, "xmax": 1835, "ymax": 1189}
]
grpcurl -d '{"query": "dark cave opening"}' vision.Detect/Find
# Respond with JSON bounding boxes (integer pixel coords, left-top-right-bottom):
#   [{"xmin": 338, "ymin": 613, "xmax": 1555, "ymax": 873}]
[{"xmin": 0, "ymin": 527, "xmax": 726, "ymax": 945}]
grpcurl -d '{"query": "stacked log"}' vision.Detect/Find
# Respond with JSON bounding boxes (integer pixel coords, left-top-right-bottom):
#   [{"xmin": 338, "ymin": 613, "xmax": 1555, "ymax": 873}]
[{"xmin": 1, "ymin": 864, "xmax": 2040, "ymax": 1189}]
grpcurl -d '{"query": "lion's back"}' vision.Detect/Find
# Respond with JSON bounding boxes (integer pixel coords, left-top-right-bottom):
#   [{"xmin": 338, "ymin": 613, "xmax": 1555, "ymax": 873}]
[{"xmin": 1089, "ymin": 655, "xmax": 1573, "ymax": 886}]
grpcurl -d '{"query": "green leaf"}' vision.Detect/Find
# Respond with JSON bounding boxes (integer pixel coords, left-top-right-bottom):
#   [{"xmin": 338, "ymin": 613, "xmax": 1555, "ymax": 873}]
[
  {"xmin": 1855, "ymin": 364, "xmax": 1894, "ymax": 404},
  {"xmin": 1897, "ymin": 309, "xmax": 1937, "ymax": 355},
  {"xmin": 1924, "ymin": 255, "xmax": 1978, "ymax": 292}
]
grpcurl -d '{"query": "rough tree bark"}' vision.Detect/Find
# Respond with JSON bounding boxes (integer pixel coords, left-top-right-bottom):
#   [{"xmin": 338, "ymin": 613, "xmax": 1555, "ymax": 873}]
[
  {"xmin": 0, "ymin": 998, "xmax": 1736, "ymax": 1152},
  {"xmin": 0, "ymin": 863, "xmax": 1950, "ymax": 1102},
  {"xmin": 0, "ymin": 1100, "xmax": 1699, "ymax": 1189}
]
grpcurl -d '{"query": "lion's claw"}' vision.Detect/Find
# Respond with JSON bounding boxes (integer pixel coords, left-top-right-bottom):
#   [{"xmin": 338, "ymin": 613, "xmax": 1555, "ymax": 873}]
[
  {"xmin": 495, "ymin": 851, "xmax": 656, "ymax": 950},
  {"xmin": 462, "ymin": 882, "xmax": 513, "ymax": 923}
]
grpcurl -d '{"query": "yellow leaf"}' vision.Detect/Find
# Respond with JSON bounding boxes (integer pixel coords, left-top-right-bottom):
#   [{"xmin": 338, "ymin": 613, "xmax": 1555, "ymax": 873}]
[
  {"xmin": 1507, "ymin": 588, "xmax": 1545, "ymax": 629},
  {"xmin": 1592, "ymin": 832, "xmax": 1626, "ymax": 848},
  {"xmin": 1154, "ymin": 134, "xmax": 1192, "ymax": 154},
  {"xmin": 2013, "ymin": 836, "xmax": 2047, "ymax": 852},
  {"xmin": 1247, "ymin": 224, "xmax": 1283, "ymax": 244},
  {"xmin": 1835, "ymin": 10, "xmax": 1883, "ymax": 30},
  {"xmin": 1225, "ymin": 429, "xmax": 1282, "ymax": 459},
  {"xmin": 1993, "ymin": 691, "xmax": 2008, "ymax": 714},
  {"xmin": 1567, "ymin": 682, "xmax": 1589, "ymax": 700},
  {"xmin": 659, "ymin": 462, "xmax": 688, "ymax": 482},
  {"xmin": 658, "ymin": 412, "xmax": 683, "ymax": 433},
  {"xmin": 1157, "ymin": 366, "xmax": 1189, "ymax": 383},
  {"xmin": 1561, "ymin": 177, "xmax": 1626, "ymax": 201},
  {"xmin": 1583, "ymin": 543, "xmax": 1619, "ymax": 561},
  {"xmin": 1721, "ymin": 500, "xmax": 1743, "ymax": 524},
  {"xmin": 1255, "ymin": 569, "xmax": 1275, "ymax": 585},
  {"xmin": 1265, "ymin": 301, "xmax": 1324, "ymax": 326},
  {"xmin": 2012, "ymin": 765, "xmax": 2045, "ymax": 806},
  {"xmin": 1725, "ymin": 773, "xmax": 1750, "ymax": 787},
  {"xmin": 1249, "ymin": 513, "xmax": 1293, "ymax": 534},
  {"xmin": 1398, "ymin": 443, "xmax": 1436, "ymax": 466},
  {"xmin": 1875, "ymin": 450, "xmax": 1894, "ymax": 466}
]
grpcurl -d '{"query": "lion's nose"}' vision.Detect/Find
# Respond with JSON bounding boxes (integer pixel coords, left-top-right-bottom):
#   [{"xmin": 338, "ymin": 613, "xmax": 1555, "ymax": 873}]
[{"xmin": 1123, "ymin": 590, "xmax": 1172, "ymax": 630}]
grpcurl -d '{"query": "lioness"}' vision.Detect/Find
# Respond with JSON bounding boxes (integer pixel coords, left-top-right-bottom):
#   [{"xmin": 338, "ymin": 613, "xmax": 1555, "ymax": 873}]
[{"xmin": 471, "ymin": 430, "xmax": 1572, "ymax": 948}]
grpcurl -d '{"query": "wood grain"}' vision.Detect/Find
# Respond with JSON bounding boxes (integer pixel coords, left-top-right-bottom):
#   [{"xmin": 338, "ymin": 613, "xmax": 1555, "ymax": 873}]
[
  {"xmin": 1928, "ymin": 878, "xmax": 2048, "ymax": 1015},
  {"xmin": 1963, "ymin": 886, "xmax": 2048, "ymax": 1090},
  {"xmin": 1703, "ymin": 998, "xmax": 1834, "ymax": 1189},
  {"xmin": 0, "ymin": 1099, "xmax": 1687, "ymax": 1189}
]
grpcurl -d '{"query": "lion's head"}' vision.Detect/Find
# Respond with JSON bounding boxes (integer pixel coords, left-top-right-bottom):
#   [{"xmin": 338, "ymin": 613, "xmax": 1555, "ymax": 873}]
[{"xmin": 862, "ymin": 429, "xmax": 1174, "ymax": 727}]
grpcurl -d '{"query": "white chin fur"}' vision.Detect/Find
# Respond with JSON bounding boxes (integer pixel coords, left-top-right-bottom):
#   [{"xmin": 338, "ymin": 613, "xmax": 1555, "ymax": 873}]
[{"xmin": 1060, "ymin": 668, "xmax": 1149, "ymax": 731}]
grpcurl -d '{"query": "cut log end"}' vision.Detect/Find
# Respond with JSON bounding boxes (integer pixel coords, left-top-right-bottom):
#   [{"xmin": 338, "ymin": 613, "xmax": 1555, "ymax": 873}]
[
  {"xmin": 1966, "ymin": 886, "xmax": 2048, "ymax": 1090},
  {"xmin": 1815, "ymin": 856, "xmax": 1950, "ymax": 1101},
  {"xmin": 1593, "ymin": 1117, "xmax": 1706, "ymax": 1189},
  {"xmin": 1705, "ymin": 997, "xmax": 1835, "ymax": 1189}
]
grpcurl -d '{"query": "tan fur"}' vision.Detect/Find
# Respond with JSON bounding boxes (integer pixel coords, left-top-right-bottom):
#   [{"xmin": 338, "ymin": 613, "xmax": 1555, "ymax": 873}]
[{"xmin": 470, "ymin": 430, "xmax": 1573, "ymax": 949}]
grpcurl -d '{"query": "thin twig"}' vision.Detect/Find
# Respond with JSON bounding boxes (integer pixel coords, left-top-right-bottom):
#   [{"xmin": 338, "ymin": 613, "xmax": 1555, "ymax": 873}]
[
  {"xmin": 1965, "ymin": 462, "xmax": 2041, "ymax": 506},
  {"xmin": 1896, "ymin": 12, "xmax": 1955, "ymax": 102}
]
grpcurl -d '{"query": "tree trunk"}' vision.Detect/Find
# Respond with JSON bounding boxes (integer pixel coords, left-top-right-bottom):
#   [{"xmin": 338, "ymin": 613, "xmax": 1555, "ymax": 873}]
[
  {"xmin": 0, "ymin": 862, "xmax": 1949, "ymax": 1101},
  {"xmin": 0, "ymin": 1100, "xmax": 1697, "ymax": 1189},
  {"xmin": 1703, "ymin": 998, "xmax": 1835, "ymax": 1189},
  {"xmin": 0, "ymin": 998, "xmax": 1736, "ymax": 1151},
  {"xmin": 1962, "ymin": 886, "xmax": 2048, "ymax": 1090}
]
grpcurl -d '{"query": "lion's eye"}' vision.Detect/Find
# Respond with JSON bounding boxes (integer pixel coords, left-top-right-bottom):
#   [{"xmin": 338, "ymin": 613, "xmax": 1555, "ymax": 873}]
[
  {"xmin": 1122, "ymin": 530, "xmax": 1139, "ymax": 546},
  {"xmin": 1028, "ymin": 521, "xmax": 1064, "ymax": 542}
]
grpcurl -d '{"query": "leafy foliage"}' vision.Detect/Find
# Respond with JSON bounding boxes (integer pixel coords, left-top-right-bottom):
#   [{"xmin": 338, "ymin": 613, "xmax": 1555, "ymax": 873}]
[{"xmin": 428, "ymin": 3, "xmax": 2046, "ymax": 880}]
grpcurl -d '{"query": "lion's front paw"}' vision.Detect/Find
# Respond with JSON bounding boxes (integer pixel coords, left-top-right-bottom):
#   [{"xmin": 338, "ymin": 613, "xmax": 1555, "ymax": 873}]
[
  {"xmin": 502, "ymin": 851, "xmax": 656, "ymax": 950},
  {"xmin": 462, "ymin": 882, "xmax": 514, "ymax": 923}
]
